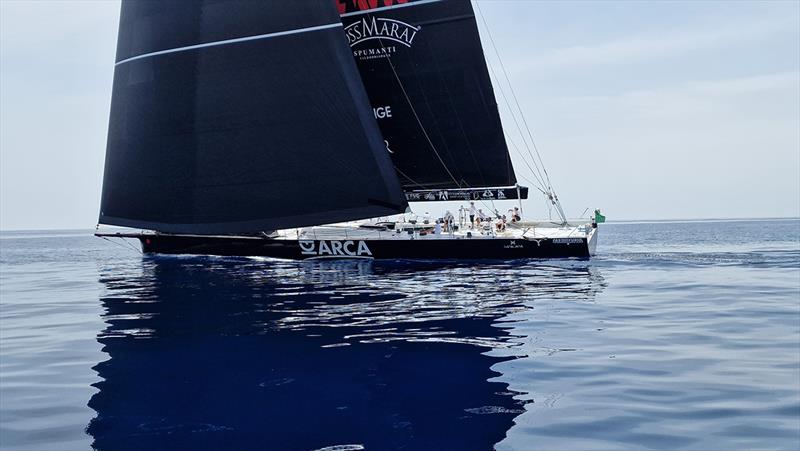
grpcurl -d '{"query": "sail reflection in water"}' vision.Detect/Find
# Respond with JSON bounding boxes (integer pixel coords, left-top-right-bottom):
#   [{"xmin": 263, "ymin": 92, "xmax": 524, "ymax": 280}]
[{"xmin": 88, "ymin": 258, "xmax": 604, "ymax": 450}]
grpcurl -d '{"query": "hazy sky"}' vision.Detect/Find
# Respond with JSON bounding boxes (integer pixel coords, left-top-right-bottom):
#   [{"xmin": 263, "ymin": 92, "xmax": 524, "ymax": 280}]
[{"xmin": 1, "ymin": 0, "xmax": 798, "ymax": 230}]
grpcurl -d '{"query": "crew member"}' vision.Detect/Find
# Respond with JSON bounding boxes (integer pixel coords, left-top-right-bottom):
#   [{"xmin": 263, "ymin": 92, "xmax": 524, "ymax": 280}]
[
  {"xmin": 443, "ymin": 210, "xmax": 455, "ymax": 232},
  {"xmin": 513, "ymin": 207, "xmax": 521, "ymax": 222},
  {"xmin": 477, "ymin": 208, "xmax": 488, "ymax": 226},
  {"xmin": 469, "ymin": 202, "xmax": 476, "ymax": 228}
]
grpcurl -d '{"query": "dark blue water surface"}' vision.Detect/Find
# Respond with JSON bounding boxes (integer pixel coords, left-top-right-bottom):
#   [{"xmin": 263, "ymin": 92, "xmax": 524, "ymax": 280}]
[{"xmin": 1, "ymin": 220, "xmax": 798, "ymax": 450}]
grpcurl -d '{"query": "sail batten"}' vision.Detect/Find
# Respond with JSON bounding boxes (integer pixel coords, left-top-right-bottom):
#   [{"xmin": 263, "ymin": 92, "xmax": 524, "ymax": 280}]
[
  {"xmin": 115, "ymin": 23, "xmax": 344, "ymax": 66},
  {"xmin": 100, "ymin": 1, "xmax": 407, "ymax": 234}
]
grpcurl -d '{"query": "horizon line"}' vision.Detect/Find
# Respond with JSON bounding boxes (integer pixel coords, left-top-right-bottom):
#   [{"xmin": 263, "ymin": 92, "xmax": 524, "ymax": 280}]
[{"xmin": 1, "ymin": 216, "xmax": 799, "ymax": 233}]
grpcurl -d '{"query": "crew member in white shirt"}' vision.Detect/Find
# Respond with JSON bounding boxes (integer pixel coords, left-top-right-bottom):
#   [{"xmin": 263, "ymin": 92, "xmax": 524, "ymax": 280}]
[{"xmin": 468, "ymin": 202, "xmax": 477, "ymax": 228}]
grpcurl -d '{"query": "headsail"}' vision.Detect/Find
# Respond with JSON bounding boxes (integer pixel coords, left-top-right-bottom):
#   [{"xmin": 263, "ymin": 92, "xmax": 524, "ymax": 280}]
[
  {"xmin": 338, "ymin": 0, "xmax": 518, "ymax": 192},
  {"xmin": 100, "ymin": 1, "xmax": 407, "ymax": 235}
]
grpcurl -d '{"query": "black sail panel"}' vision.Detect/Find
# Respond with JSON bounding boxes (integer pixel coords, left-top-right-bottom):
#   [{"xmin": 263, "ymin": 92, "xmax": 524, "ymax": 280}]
[
  {"xmin": 100, "ymin": 1, "xmax": 407, "ymax": 234},
  {"xmin": 337, "ymin": 0, "xmax": 517, "ymax": 190}
]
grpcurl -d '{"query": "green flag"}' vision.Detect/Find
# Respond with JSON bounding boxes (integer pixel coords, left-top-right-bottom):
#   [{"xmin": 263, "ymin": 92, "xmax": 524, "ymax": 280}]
[{"xmin": 594, "ymin": 209, "xmax": 606, "ymax": 223}]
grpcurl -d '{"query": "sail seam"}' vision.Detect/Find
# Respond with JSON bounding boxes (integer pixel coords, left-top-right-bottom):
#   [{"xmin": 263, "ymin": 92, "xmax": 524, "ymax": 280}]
[
  {"xmin": 340, "ymin": 0, "xmax": 443, "ymax": 17},
  {"xmin": 115, "ymin": 23, "xmax": 344, "ymax": 66}
]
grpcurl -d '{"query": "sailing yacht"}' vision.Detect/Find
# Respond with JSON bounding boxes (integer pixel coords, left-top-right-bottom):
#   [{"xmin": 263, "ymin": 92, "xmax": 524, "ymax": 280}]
[{"xmin": 96, "ymin": 0, "xmax": 599, "ymax": 260}]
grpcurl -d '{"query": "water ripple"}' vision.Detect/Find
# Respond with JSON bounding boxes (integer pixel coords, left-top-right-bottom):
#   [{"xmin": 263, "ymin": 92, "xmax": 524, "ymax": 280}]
[{"xmin": 0, "ymin": 221, "xmax": 798, "ymax": 450}]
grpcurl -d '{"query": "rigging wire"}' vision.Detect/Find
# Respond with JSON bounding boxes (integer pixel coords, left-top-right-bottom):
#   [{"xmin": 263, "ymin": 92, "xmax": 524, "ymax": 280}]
[
  {"xmin": 393, "ymin": 165, "xmax": 429, "ymax": 190},
  {"xmin": 99, "ymin": 235, "xmax": 143, "ymax": 255},
  {"xmin": 373, "ymin": 36, "xmax": 507, "ymax": 217},
  {"xmin": 503, "ymin": 131, "xmax": 548, "ymax": 193},
  {"xmin": 474, "ymin": 2, "xmax": 548, "ymax": 191},
  {"xmin": 474, "ymin": 0, "xmax": 567, "ymax": 223},
  {"xmin": 475, "ymin": 0, "xmax": 553, "ymax": 187},
  {"xmin": 372, "ymin": 42, "xmax": 513, "ymax": 218},
  {"xmin": 375, "ymin": 38, "xmax": 462, "ymax": 189}
]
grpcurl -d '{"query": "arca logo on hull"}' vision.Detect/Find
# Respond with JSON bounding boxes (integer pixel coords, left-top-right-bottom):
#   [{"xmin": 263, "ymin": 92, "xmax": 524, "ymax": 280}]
[{"xmin": 299, "ymin": 240, "xmax": 373, "ymax": 257}]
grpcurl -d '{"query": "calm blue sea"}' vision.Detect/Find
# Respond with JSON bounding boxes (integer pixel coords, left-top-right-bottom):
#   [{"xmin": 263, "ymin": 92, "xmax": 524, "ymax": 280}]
[{"xmin": 1, "ymin": 220, "xmax": 798, "ymax": 451}]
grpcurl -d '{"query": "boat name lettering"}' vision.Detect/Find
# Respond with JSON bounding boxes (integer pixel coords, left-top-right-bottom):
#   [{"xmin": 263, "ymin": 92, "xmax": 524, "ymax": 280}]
[
  {"xmin": 552, "ymin": 238, "xmax": 583, "ymax": 244},
  {"xmin": 299, "ymin": 240, "xmax": 373, "ymax": 256}
]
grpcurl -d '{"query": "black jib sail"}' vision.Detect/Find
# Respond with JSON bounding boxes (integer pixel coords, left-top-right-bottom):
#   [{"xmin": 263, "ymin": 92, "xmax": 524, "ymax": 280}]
[
  {"xmin": 99, "ymin": 1, "xmax": 407, "ymax": 235},
  {"xmin": 337, "ymin": 0, "xmax": 519, "ymax": 192}
]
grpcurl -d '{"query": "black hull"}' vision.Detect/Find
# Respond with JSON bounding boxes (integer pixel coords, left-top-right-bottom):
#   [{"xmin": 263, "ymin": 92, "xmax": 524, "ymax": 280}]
[{"xmin": 125, "ymin": 234, "xmax": 595, "ymax": 260}]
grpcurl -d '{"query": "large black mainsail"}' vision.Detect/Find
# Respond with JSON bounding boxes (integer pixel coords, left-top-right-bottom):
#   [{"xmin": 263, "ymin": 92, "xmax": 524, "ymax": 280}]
[
  {"xmin": 337, "ymin": 0, "xmax": 519, "ymax": 194},
  {"xmin": 99, "ymin": 1, "xmax": 407, "ymax": 234}
]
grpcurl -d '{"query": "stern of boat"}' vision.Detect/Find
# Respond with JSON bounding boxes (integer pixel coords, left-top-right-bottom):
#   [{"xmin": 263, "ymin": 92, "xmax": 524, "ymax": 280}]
[{"xmin": 587, "ymin": 225, "xmax": 599, "ymax": 256}]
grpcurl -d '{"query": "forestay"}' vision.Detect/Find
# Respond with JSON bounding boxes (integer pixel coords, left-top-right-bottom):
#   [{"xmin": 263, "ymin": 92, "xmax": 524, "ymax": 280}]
[
  {"xmin": 99, "ymin": 0, "xmax": 407, "ymax": 234},
  {"xmin": 338, "ymin": 0, "xmax": 517, "ymax": 191}
]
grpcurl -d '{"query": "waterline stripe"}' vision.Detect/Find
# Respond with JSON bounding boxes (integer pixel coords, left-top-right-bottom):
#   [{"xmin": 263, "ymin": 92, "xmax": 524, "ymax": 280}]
[
  {"xmin": 340, "ymin": 0, "xmax": 443, "ymax": 18},
  {"xmin": 115, "ymin": 22, "xmax": 343, "ymax": 66}
]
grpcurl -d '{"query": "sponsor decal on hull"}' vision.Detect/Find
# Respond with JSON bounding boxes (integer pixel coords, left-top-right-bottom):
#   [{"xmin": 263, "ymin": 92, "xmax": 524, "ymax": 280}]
[
  {"xmin": 503, "ymin": 240, "xmax": 523, "ymax": 249},
  {"xmin": 552, "ymin": 238, "xmax": 584, "ymax": 244},
  {"xmin": 299, "ymin": 240, "xmax": 373, "ymax": 257}
]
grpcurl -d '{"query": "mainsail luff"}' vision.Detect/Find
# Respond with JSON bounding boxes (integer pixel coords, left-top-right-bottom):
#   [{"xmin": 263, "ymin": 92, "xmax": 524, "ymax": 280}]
[
  {"xmin": 99, "ymin": 0, "xmax": 407, "ymax": 235},
  {"xmin": 338, "ymin": 0, "xmax": 517, "ymax": 191}
]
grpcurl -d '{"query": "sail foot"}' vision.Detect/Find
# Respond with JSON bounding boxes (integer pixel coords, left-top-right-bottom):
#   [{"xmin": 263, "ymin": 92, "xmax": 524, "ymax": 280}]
[{"xmin": 405, "ymin": 186, "xmax": 528, "ymax": 202}]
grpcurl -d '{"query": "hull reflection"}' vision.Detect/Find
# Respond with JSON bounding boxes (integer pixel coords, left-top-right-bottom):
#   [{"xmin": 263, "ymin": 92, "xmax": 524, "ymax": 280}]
[{"xmin": 88, "ymin": 257, "xmax": 602, "ymax": 450}]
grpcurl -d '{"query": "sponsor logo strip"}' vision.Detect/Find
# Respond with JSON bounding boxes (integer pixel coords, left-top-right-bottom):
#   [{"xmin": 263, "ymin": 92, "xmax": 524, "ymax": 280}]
[
  {"xmin": 404, "ymin": 188, "xmax": 521, "ymax": 201},
  {"xmin": 552, "ymin": 238, "xmax": 583, "ymax": 244}
]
